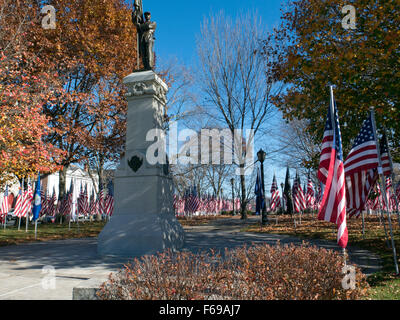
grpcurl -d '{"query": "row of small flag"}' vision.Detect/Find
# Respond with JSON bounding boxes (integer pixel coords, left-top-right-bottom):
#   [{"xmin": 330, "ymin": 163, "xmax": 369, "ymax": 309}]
[
  {"xmin": 366, "ymin": 177, "xmax": 400, "ymax": 212},
  {"xmin": 0, "ymin": 177, "xmax": 114, "ymax": 223},
  {"xmin": 255, "ymin": 169, "xmax": 322, "ymax": 214},
  {"xmin": 262, "ymin": 167, "xmax": 399, "ymax": 214},
  {"xmin": 173, "ymin": 186, "xmax": 243, "ymax": 216}
]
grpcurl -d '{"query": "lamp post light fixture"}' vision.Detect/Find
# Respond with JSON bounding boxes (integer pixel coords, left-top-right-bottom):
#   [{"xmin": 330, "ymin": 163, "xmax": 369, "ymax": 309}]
[
  {"xmin": 257, "ymin": 149, "xmax": 268, "ymax": 225},
  {"xmin": 230, "ymin": 178, "xmax": 235, "ymax": 215}
]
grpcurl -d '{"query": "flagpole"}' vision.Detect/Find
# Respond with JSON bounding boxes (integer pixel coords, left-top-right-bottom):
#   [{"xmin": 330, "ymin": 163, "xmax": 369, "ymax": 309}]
[
  {"xmin": 69, "ymin": 192, "xmax": 71, "ymax": 230},
  {"xmin": 377, "ymin": 193, "xmax": 391, "ymax": 248},
  {"xmin": 17, "ymin": 178, "xmax": 23, "ymax": 231},
  {"xmin": 3, "ymin": 185, "xmax": 6, "ymax": 230},
  {"xmin": 26, "ymin": 178, "xmax": 30, "ymax": 233},
  {"xmin": 68, "ymin": 179, "xmax": 72, "ymax": 231},
  {"xmin": 76, "ymin": 179, "xmax": 80, "ymax": 233},
  {"xmin": 34, "ymin": 220, "xmax": 37, "ymax": 240},
  {"xmin": 370, "ymin": 107, "xmax": 399, "ymax": 275},
  {"xmin": 60, "ymin": 196, "xmax": 63, "ymax": 224},
  {"xmin": 3, "ymin": 187, "xmax": 6, "ymax": 229}
]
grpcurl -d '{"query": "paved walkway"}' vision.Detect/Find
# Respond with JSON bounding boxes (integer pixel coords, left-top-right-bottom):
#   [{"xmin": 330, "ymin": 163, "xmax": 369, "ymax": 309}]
[{"xmin": 0, "ymin": 216, "xmax": 382, "ymax": 300}]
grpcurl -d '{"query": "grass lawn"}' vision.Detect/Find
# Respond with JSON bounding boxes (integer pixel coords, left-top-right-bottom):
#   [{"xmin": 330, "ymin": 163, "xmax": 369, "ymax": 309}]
[
  {"xmin": 0, "ymin": 220, "xmax": 107, "ymax": 247},
  {"xmin": 242, "ymin": 212, "xmax": 400, "ymax": 300}
]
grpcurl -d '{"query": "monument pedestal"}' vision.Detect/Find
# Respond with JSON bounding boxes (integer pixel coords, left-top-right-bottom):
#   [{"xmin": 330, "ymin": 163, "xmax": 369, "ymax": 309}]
[{"xmin": 97, "ymin": 71, "xmax": 185, "ymax": 258}]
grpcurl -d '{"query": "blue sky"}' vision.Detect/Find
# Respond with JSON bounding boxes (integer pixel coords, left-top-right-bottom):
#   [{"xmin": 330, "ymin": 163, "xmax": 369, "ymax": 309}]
[
  {"xmin": 132, "ymin": 0, "xmax": 292, "ymax": 190},
  {"xmin": 146, "ymin": 0, "xmax": 285, "ymax": 65}
]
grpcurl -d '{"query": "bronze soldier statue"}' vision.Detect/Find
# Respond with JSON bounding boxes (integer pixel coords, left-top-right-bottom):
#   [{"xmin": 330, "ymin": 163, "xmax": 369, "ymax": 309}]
[{"xmin": 132, "ymin": 1, "xmax": 156, "ymax": 71}]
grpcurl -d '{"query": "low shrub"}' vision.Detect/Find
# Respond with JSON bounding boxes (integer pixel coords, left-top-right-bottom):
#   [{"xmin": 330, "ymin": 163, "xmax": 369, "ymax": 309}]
[{"xmin": 97, "ymin": 242, "xmax": 369, "ymax": 300}]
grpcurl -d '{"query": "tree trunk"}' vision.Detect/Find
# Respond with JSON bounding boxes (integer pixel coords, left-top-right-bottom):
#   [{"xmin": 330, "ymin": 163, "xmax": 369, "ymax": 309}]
[
  {"xmin": 240, "ymin": 167, "xmax": 247, "ymax": 220},
  {"xmin": 97, "ymin": 156, "xmax": 105, "ymax": 220},
  {"xmin": 58, "ymin": 165, "xmax": 68, "ymax": 200}
]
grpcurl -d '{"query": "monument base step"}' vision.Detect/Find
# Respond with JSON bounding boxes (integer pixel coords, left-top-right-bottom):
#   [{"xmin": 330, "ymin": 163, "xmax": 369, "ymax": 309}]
[{"xmin": 97, "ymin": 212, "xmax": 185, "ymax": 258}]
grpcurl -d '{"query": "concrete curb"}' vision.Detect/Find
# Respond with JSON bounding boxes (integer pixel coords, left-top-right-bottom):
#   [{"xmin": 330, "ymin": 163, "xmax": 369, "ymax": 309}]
[{"xmin": 72, "ymin": 278, "xmax": 104, "ymax": 300}]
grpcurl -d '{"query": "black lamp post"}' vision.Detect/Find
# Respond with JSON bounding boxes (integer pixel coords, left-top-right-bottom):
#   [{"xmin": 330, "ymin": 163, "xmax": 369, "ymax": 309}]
[
  {"xmin": 230, "ymin": 178, "xmax": 235, "ymax": 215},
  {"xmin": 257, "ymin": 149, "xmax": 268, "ymax": 225},
  {"xmin": 280, "ymin": 182, "xmax": 285, "ymax": 213}
]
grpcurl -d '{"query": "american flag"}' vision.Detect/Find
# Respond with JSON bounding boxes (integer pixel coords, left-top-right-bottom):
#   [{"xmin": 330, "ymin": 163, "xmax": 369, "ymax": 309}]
[
  {"xmin": 293, "ymin": 172, "xmax": 306, "ymax": 213},
  {"xmin": 98, "ymin": 184, "xmax": 106, "ymax": 216},
  {"xmin": 66, "ymin": 182, "xmax": 74, "ymax": 217},
  {"xmin": 212, "ymin": 194, "xmax": 219, "ymax": 215},
  {"xmin": 218, "ymin": 195, "xmax": 223, "ymax": 214},
  {"xmin": 209, "ymin": 194, "xmax": 216, "ymax": 215},
  {"xmin": 198, "ymin": 194, "xmax": 206, "ymax": 213},
  {"xmin": 396, "ymin": 182, "xmax": 400, "ymax": 204},
  {"xmin": 375, "ymin": 183, "xmax": 384, "ymax": 210},
  {"xmin": 380, "ymin": 133, "xmax": 392, "ymax": 177},
  {"xmin": 13, "ymin": 181, "xmax": 24, "ymax": 218},
  {"xmin": 104, "ymin": 181, "xmax": 114, "ymax": 217},
  {"xmin": 269, "ymin": 174, "xmax": 280, "ymax": 211},
  {"xmin": 203, "ymin": 194, "xmax": 210, "ymax": 214},
  {"xmin": 20, "ymin": 181, "xmax": 33, "ymax": 218},
  {"xmin": 315, "ymin": 183, "xmax": 323, "ymax": 211},
  {"xmin": 174, "ymin": 194, "xmax": 185, "ymax": 216},
  {"xmin": 346, "ymin": 170, "xmax": 378, "ymax": 218},
  {"xmin": 60, "ymin": 181, "xmax": 73, "ymax": 217},
  {"xmin": 56, "ymin": 195, "xmax": 65, "ymax": 216},
  {"xmin": 89, "ymin": 191, "xmax": 98, "ymax": 216},
  {"xmin": 386, "ymin": 176, "xmax": 394, "ymax": 212},
  {"xmin": 306, "ymin": 173, "xmax": 315, "ymax": 210},
  {"xmin": 47, "ymin": 187, "xmax": 56, "ymax": 218},
  {"xmin": 317, "ymin": 87, "xmax": 348, "ymax": 249},
  {"xmin": 344, "ymin": 111, "xmax": 379, "ymax": 218},
  {"xmin": 78, "ymin": 184, "xmax": 88, "ymax": 216},
  {"xmin": 40, "ymin": 189, "xmax": 48, "ymax": 217},
  {"xmin": 366, "ymin": 198, "xmax": 373, "ymax": 211},
  {"xmin": 184, "ymin": 186, "xmax": 200, "ymax": 214},
  {"xmin": 1, "ymin": 185, "xmax": 9, "ymax": 224},
  {"xmin": 292, "ymin": 176, "xmax": 300, "ymax": 213},
  {"xmin": 299, "ymin": 180, "xmax": 306, "ymax": 211},
  {"xmin": 84, "ymin": 185, "xmax": 91, "ymax": 214}
]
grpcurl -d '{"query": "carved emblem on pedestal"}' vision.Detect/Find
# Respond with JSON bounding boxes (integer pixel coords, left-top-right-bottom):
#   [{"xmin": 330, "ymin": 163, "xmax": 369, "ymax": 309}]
[{"xmin": 128, "ymin": 155, "xmax": 143, "ymax": 173}]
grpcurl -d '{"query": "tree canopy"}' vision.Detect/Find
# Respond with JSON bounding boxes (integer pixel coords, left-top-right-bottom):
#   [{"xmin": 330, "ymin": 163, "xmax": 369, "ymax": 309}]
[
  {"xmin": 0, "ymin": 0, "xmax": 65, "ymax": 185},
  {"xmin": 0, "ymin": 0, "xmax": 137, "ymax": 191},
  {"xmin": 273, "ymin": 0, "xmax": 400, "ymax": 167}
]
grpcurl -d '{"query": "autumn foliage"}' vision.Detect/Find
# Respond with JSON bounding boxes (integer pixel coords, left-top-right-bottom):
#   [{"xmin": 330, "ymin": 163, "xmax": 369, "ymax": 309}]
[
  {"xmin": 0, "ymin": 0, "xmax": 138, "ymax": 189},
  {"xmin": 0, "ymin": 0, "xmax": 65, "ymax": 185},
  {"xmin": 97, "ymin": 243, "xmax": 368, "ymax": 300},
  {"xmin": 272, "ymin": 0, "xmax": 400, "ymax": 165}
]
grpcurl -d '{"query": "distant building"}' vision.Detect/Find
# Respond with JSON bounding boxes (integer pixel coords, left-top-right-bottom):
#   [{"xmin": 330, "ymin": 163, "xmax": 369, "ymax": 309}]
[
  {"xmin": 42, "ymin": 165, "xmax": 99, "ymax": 201},
  {"xmin": 1, "ymin": 165, "xmax": 115, "ymax": 211}
]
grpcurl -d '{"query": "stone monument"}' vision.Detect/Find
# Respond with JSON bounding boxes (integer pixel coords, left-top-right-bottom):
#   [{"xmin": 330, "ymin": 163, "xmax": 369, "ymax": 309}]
[
  {"xmin": 97, "ymin": 71, "xmax": 185, "ymax": 257},
  {"xmin": 97, "ymin": 2, "xmax": 185, "ymax": 257}
]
